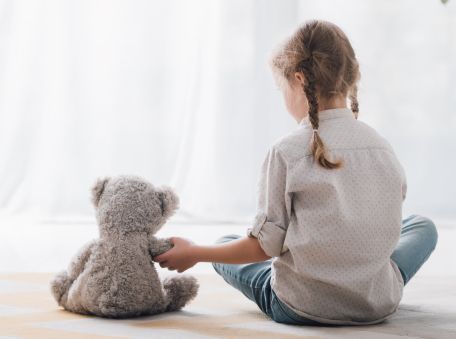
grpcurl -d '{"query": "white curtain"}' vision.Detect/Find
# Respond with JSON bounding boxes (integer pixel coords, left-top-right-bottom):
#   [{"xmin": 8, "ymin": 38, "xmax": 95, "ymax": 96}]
[{"xmin": 0, "ymin": 0, "xmax": 455, "ymax": 223}]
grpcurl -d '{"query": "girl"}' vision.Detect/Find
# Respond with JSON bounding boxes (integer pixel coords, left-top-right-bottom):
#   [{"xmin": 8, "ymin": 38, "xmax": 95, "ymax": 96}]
[{"xmin": 155, "ymin": 20, "xmax": 438, "ymax": 325}]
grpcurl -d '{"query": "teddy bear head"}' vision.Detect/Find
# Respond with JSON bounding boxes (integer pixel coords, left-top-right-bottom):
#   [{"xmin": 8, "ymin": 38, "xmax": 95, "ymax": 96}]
[{"xmin": 91, "ymin": 175, "xmax": 179, "ymax": 237}]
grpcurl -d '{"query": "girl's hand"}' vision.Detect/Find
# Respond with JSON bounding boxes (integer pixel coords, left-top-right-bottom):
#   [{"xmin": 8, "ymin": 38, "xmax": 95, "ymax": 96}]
[{"xmin": 153, "ymin": 237, "xmax": 197, "ymax": 273}]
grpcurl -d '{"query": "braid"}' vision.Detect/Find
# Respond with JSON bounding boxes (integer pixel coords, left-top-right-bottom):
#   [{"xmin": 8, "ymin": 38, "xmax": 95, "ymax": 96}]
[
  {"xmin": 301, "ymin": 63, "xmax": 319, "ymax": 129},
  {"xmin": 349, "ymin": 84, "xmax": 359, "ymax": 119},
  {"xmin": 298, "ymin": 58, "xmax": 343, "ymax": 170},
  {"xmin": 271, "ymin": 20, "xmax": 359, "ymax": 170}
]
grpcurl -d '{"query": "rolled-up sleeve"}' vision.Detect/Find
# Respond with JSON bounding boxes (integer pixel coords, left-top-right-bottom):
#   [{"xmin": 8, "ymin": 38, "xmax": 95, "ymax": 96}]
[{"xmin": 247, "ymin": 146, "xmax": 292, "ymax": 257}]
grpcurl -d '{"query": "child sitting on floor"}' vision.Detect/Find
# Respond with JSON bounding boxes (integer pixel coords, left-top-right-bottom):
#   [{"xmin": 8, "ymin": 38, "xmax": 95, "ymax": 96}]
[{"xmin": 155, "ymin": 19, "xmax": 438, "ymax": 326}]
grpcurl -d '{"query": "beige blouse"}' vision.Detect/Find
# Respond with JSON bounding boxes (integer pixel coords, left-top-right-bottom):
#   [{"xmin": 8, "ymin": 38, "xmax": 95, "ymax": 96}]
[{"xmin": 248, "ymin": 107, "xmax": 406, "ymax": 325}]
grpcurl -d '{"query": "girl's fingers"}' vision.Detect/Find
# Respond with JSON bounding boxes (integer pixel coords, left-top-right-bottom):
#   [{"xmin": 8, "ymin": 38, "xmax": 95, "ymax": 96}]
[
  {"xmin": 168, "ymin": 267, "xmax": 176, "ymax": 271},
  {"xmin": 159, "ymin": 261, "xmax": 168, "ymax": 268},
  {"xmin": 155, "ymin": 254, "xmax": 166, "ymax": 262}
]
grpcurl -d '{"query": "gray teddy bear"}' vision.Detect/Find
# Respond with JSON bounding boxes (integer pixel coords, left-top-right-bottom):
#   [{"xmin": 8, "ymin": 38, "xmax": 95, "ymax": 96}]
[{"xmin": 50, "ymin": 175, "xmax": 199, "ymax": 318}]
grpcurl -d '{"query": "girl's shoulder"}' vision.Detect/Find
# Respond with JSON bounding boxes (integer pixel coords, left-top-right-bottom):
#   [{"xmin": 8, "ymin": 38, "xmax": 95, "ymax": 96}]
[
  {"xmin": 271, "ymin": 118, "xmax": 400, "ymax": 165},
  {"xmin": 269, "ymin": 127, "xmax": 313, "ymax": 164},
  {"xmin": 353, "ymin": 120, "xmax": 399, "ymax": 156}
]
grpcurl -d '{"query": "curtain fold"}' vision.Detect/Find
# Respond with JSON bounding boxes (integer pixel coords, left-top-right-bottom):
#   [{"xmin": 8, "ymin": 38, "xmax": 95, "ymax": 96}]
[{"xmin": 0, "ymin": 0, "xmax": 455, "ymax": 223}]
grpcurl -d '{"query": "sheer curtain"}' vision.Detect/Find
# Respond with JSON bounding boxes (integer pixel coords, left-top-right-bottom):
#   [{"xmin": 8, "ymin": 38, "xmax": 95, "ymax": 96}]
[{"xmin": 0, "ymin": 0, "xmax": 455, "ymax": 224}]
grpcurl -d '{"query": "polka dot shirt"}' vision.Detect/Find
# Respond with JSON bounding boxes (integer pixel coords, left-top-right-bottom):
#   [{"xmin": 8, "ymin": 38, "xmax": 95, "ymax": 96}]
[{"xmin": 247, "ymin": 107, "xmax": 406, "ymax": 325}]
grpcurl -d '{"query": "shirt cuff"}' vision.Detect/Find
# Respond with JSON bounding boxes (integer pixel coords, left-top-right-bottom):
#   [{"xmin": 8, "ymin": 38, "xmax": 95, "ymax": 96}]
[{"xmin": 247, "ymin": 213, "xmax": 287, "ymax": 257}]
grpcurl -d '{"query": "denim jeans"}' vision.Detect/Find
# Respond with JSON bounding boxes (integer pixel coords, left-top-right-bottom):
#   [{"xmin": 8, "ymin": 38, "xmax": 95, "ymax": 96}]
[{"xmin": 212, "ymin": 214, "xmax": 438, "ymax": 325}]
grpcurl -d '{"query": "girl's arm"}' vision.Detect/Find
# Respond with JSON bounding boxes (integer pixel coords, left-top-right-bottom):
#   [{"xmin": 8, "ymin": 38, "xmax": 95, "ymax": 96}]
[{"xmin": 154, "ymin": 236, "xmax": 271, "ymax": 273}]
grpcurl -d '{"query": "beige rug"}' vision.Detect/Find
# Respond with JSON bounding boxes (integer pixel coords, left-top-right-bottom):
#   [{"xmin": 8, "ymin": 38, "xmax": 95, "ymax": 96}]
[{"xmin": 1, "ymin": 273, "xmax": 456, "ymax": 339}]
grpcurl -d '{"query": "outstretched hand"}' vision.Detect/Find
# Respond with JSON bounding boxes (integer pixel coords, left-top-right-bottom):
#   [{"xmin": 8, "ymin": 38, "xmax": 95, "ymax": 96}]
[
  {"xmin": 154, "ymin": 235, "xmax": 270, "ymax": 272},
  {"xmin": 154, "ymin": 237, "xmax": 197, "ymax": 273}
]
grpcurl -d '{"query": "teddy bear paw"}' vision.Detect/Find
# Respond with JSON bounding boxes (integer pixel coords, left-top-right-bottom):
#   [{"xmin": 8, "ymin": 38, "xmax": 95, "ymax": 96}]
[
  {"xmin": 163, "ymin": 275, "xmax": 199, "ymax": 312},
  {"xmin": 50, "ymin": 271, "xmax": 72, "ymax": 305}
]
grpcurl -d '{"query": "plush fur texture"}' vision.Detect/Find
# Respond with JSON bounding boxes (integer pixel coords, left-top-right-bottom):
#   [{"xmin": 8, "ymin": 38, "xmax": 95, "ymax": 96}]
[{"xmin": 50, "ymin": 175, "xmax": 199, "ymax": 318}]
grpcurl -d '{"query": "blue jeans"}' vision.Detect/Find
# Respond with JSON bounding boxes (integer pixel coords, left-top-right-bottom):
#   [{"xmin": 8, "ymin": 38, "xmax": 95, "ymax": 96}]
[{"xmin": 212, "ymin": 214, "xmax": 438, "ymax": 325}]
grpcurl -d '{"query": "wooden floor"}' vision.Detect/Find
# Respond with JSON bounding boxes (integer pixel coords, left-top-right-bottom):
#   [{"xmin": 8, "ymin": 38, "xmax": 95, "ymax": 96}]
[{"xmin": 0, "ymin": 217, "xmax": 455, "ymax": 338}]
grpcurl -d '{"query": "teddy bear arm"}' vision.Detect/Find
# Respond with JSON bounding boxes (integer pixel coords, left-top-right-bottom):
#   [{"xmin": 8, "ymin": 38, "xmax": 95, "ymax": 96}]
[
  {"xmin": 149, "ymin": 237, "xmax": 173, "ymax": 257},
  {"xmin": 67, "ymin": 240, "xmax": 98, "ymax": 280}
]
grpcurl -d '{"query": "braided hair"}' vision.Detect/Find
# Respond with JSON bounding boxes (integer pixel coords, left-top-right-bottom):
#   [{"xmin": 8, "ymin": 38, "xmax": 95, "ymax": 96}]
[
  {"xmin": 349, "ymin": 84, "xmax": 359, "ymax": 119},
  {"xmin": 270, "ymin": 20, "xmax": 361, "ymax": 170},
  {"xmin": 298, "ymin": 58, "xmax": 342, "ymax": 169}
]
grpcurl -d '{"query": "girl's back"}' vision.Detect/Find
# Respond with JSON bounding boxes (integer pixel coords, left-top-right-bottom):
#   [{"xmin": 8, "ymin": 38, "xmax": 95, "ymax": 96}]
[{"xmin": 265, "ymin": 107, "xmax": 405, "ymax": 324}]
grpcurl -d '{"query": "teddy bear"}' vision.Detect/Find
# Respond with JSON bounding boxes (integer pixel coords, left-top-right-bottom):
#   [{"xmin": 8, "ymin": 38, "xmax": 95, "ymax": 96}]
[{"xmin": 50, "ymin": 175, "xmax": 198, "ymax": 318}]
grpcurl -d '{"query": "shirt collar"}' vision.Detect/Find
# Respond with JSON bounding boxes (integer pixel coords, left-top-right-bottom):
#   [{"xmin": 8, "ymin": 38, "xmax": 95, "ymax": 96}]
[{"xmin": 299, "ymin": 107, "xmax": 355, "ymax": 127}]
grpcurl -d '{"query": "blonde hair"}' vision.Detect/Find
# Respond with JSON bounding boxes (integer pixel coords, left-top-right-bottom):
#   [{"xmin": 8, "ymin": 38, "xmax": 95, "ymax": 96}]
[{"xmin": 271, "ymin": 20, "xmax": 361, "ymax": 169}]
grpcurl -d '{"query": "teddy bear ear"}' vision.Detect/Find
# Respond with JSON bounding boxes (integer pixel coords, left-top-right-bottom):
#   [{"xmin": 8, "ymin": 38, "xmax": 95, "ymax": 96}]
[
  {"xmin": 158, "ymin": 186, "xmax": 180, "ymax": 218},
  {"xmin": 91, "ymin": 177, "xmax": 110, "ymax": 207}
]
